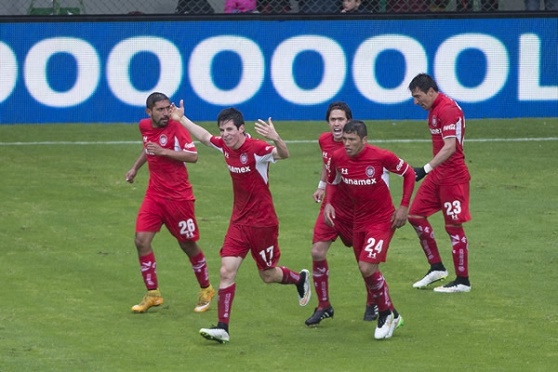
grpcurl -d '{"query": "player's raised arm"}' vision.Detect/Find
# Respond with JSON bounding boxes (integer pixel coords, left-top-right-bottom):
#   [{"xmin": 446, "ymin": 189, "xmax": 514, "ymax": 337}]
[
  {"xmin": 170, "ymin": 99, "xmax": 213, "ymax": 147},
  {"xmin": 255, "ymin": 117, "xmax": 289, "ymax": 160}
]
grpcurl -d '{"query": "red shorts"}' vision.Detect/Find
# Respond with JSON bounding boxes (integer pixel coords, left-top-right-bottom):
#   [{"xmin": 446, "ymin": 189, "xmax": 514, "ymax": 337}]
[
  {"xmin": 410, "ymin": 177, "xmax": 471, "ymax": 225},
  {"xmin": 353, "ymin": 222, "xmax": 395, "ymax": 264},
  {"xmin": 136, "ymin": 195, "xmax": 199, "ymax": 242},
  {"xmin": 221, "ymin": 224, "xmax": 281, "ymax": 270},
  {"xmin": 312, "ymin": 210, "xmax": 353, "ymax": 247}
]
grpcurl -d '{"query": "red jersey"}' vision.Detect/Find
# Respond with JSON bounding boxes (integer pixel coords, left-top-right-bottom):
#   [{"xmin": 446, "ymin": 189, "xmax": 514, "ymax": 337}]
[
  {"xmin": 139, "ymin": 118, "xmax": 197, "ymax": 201},
  {"xmin": 209, "ymin": 135, "xmax": 278, "ymax": 227},
  {"xmin": 428, "ymin": 93, "xmax": 471, "ymax": 184},
  {"xmin": 318, "ymin": 132, "xmax": 352, "ymax": 219},
  {"xmin": 328, "ymin": 144, "xmax": 415, "ymax": 232}
]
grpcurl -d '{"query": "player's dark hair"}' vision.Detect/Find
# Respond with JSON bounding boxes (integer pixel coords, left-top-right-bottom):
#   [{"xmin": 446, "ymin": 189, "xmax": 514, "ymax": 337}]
[
  {"xmin": 217, "ymin": 107, "xmax": 245, "ymax": 129},
  {"xmin": 146, "ymin": 92, "xmax": 169, "ymax": 109},
  {"xmin": 343, "ymin": 119, "xmax": 367, "ymax": 139},
  {"xmin": 325, "ymin": 101, "xmax": 352, "ymax": 122},
  {"xmin": 408, "ymin": 73, "xmax": 439, "ymax": 93}
]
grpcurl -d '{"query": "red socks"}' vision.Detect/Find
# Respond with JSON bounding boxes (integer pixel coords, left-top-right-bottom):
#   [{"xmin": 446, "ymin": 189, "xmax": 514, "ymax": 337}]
[
  {"xmin": 140, "ymin": 251, "xmax": 211, "ymax": 290},
  {"xmin": 139, "ymin": 252, "xmax": 158, "ymax": 290},
  {"xmin": 313, "ymin": 260, "xmax": 330, "ymax": 309},
  {"xmin": 446, "ymin": 225, "xmax": 469, "ymax": 278},
  {"xmin": 189, "ymin": 251, "xmax": 210, "ymax": 288},
  {"xmin": 218, "ymin": 284, "xmax": 236, "ymax": 326},
  {"xmin": 409, "ymin": 217, "xmax": 443, "ymax": 265},
  {"xmin": 364, "ymin": 271, "xmax": 394, "ymax": 313},
  {"xmin": 279, "ymin": 266, "xmax": 301, "ymax": 284}
]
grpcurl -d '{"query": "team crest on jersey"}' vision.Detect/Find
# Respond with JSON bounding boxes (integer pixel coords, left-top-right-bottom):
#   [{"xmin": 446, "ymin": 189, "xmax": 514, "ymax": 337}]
[
  {"xmin": 159, "ymin": 135, "xmax": 168, "ymax": 146},
  {"xmin": 366, "ymin": 166, "xmax": 375, "ymax": 178},
  {"xmin": 240, "ymin": 153, "xmax": 248, "ymax": 164},
  {"xmin": 432, "ymin": 116, "xmax": 438, "ymax": 127}
]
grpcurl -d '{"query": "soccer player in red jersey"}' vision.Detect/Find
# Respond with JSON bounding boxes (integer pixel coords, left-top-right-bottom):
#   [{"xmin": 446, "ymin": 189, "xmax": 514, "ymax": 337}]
[
  {"xmin": 170, "ymin": 100, "xmax": 311, "ymax": 344},
  {"xmin": 408, "ymin": 73, "xmax": 472, "ymax": 293},
  {"xmin": 305, "ymin": 102, "xmax": 378, "ymax": 326},
  {"xmin": 125, "ymin": 92, "xmax": 215, "ymax": 313},
  {"xmin": 324, "ymin": 119, "xmax": 415, "ymax": 340}
]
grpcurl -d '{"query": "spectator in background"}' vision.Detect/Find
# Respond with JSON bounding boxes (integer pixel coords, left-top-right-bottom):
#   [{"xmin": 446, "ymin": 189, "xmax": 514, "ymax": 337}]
[
  {"xmin": 456, "ymin": 0, "xmax": 498, "ymax": 11},
  {"xmin": 363, "ymin": 0, "xmax": 396, "ymax": 12},
  {"xmin": 225, "ymin": 0, "xmax": 258, "ymax": 13},
  {"xmin": 456, "ymin": 0, "xmax": 472, "ymax": 10},
  {"xmin": 429, "ymin": 0, "xmax": 449, "ymax": 11},
  {"xmin": 341, "ymin": 0, "xmax": 365, "ymax": 13},
  {"xmin": 175, "ymin": 0, "xmax": 214, "ymax": 14},
  {"xmin": 387, "ymin": 0, "xmax": 429, "ymax": 12},
  {"xmin": 525, "ymin": 0, "xmax": 558, "ymax": 10},
  {"xmin": 299, "ymin": 0, "xmax": 339, "ymax": 13},
  {"xmin": 482, "ymin": 0, "xmax": 499, "ymax": 10},
  {"xmin": 258, "ymin": 0, "xmax": 292, "ymax": 13}
]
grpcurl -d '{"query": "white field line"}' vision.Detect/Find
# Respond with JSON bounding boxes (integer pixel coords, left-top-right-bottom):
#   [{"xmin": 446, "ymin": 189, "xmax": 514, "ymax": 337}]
[{"xmin": 1, "ymin": 137, "xmax": 558, "ymax": 146}]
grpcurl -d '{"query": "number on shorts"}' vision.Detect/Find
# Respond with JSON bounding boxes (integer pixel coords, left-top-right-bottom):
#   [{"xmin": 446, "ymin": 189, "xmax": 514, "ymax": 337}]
[
  {"xmin": 364, "ymin": 238, "xmax": 384, "ymax": 259},
  {"xmin": 259, "ymin": 245, "xmax": 274, "ymax": 267},
  {"xmin": 444, "ymin": 201, "xmax": 462, "ymax": 219},
  {"xmin": 179, "ymin": 219, "xmax": 196, "ymax": 239}
]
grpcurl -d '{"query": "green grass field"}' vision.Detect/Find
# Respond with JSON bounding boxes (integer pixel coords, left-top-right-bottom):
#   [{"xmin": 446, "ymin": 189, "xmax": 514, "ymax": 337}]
[{"xmin": 1, "ymin": 118, "xmax": 557, "ymax": 371}]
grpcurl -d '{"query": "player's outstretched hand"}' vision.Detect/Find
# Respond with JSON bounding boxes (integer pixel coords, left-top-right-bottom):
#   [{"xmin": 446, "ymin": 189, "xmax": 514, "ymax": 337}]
[
  {"xmin": 170, "ymin": 99, "xmax": 185, "ymax": 121},
  {"xmin": 255, "ymin": 117, "xmax": 280, "ymax": 141}
]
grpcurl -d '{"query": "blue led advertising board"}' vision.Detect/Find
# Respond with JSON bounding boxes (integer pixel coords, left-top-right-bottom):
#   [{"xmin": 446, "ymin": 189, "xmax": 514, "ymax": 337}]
[{"xmin": 0, "ymin": 16, "xmax": 556, "ymax": 123}]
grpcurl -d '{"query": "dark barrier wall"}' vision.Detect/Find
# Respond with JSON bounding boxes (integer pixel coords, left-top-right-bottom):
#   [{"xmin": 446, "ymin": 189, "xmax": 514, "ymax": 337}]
[{"xmin": 0, "ymin": 15, "xmax": 556, "ymax": 124}]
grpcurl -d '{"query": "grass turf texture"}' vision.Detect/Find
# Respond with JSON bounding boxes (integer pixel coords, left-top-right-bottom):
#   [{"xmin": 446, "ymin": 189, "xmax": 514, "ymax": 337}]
[{"xmin": 1, "ymin": 118, "xmax": 557, "ymax": 371}]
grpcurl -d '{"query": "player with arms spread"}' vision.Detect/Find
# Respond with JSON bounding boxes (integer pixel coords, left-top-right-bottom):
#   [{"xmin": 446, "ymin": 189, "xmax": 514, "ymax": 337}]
[
  {"xmin": 125, "ymin": 92, "xmax": 214, "ymax": 314},
  {"xmin": 408, "ymin": 73, "xmax": 472, "ymax": 293},
  {"xmin": 305, "ymin": 102, "xmax": 378, "ymax": 327},
  {"xmin": 170, "ymin": 100, "xmax": 311, "ymax": 344},
  {"xmin": 324, "ymin": 120, "xmax": 415, "ymax": 340}
]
